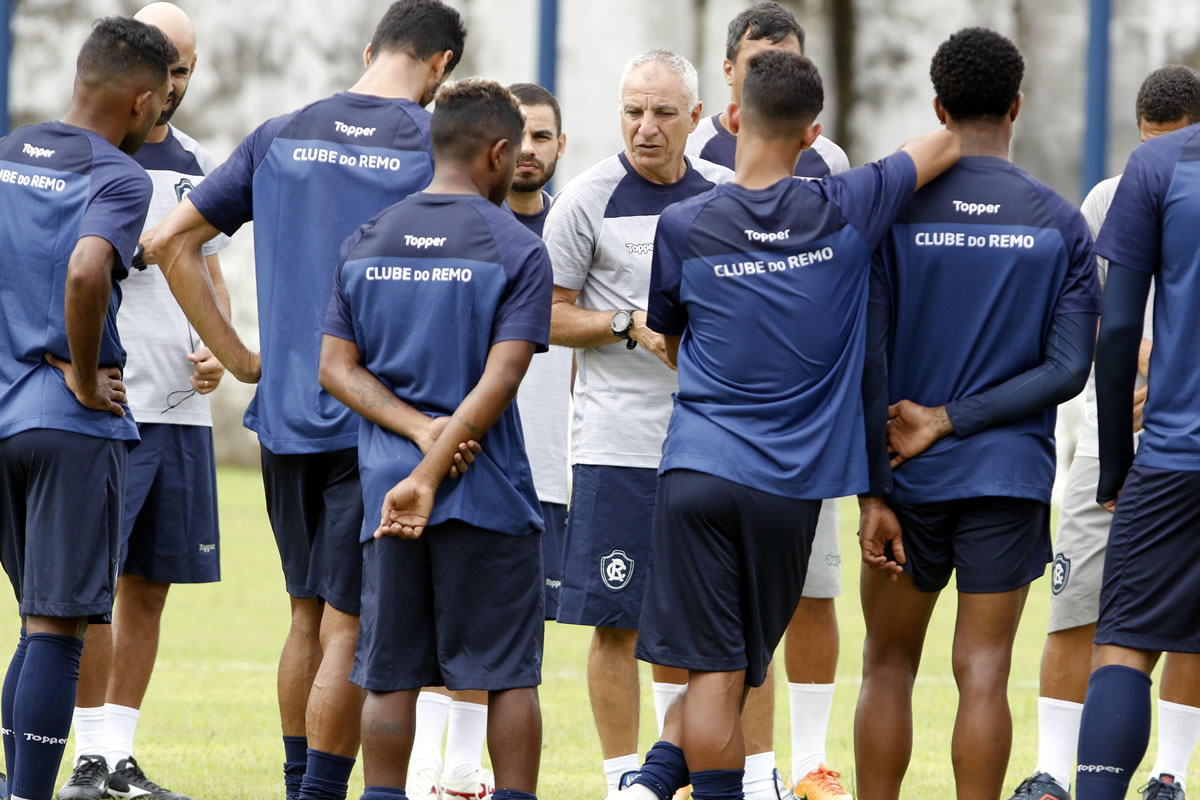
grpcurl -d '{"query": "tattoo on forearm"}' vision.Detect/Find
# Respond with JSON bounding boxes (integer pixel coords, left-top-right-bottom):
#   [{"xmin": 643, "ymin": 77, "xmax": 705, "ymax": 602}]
[
  {"xmin": 453, "ymin": 412, "xmax": 481, "ymax": 437},
  {"xmin": 349, "ymin": 367, "xmax": 400, "ymax": 411}
]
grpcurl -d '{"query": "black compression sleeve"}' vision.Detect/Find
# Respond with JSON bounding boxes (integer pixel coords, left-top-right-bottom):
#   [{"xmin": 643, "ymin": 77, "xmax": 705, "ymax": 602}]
[
  {"xmin": 861, "ymin": 298, "xmax": 892, "ymax": 497},
  {"xmin": 1095, "ymin": 265, "xmax": 1153, "ymax": 503},
  {"xmin": 945, "ymin": 312, "xmax": 1097, "ymax": 438}
]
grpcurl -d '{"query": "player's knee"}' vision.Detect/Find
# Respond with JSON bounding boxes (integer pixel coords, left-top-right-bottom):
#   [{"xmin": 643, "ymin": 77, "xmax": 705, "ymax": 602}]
[{"xmin": 951, "ymin": 647, "xmax": 1012, "ymax": 692}]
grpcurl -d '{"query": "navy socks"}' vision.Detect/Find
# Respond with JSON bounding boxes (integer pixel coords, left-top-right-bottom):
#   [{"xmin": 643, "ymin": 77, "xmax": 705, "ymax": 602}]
[
  {"xmin": 690, "ymin": 769, "xmax": 745, "ymax": 800},
  {"xmin": 492, "ymin": 791, "xmax": 536, "ymax": 800},
  {"xmin": 2, "ymin": 630, "xmax": 27, "ymax": 782},
  {"xmin": 284, "ymin": 735, "xmax": 309, "ymax": 800},
  {"xmin": 634, "ymin": 741, "xmax": 689, "ymax": 800},
  {"xmin": 10, "ymin": 633, "xmax": 83, "ymax": 800},
  {"xmin": 299, "ymin": 749, "xmax": 356, "ymax": 800},
  {"xmin": 360, "ymin": 788, "xmax": 406, "ymax": 800},
  {"xmin": 1075, "ymin": 665, "xmax": 1153, "ymax": 800}
]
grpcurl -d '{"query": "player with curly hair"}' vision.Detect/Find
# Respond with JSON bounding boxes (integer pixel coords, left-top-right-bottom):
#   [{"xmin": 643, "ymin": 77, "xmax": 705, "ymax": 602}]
[{"xmin": 854, "ymin": 27, "xmax": 1100, "ymax": 800}]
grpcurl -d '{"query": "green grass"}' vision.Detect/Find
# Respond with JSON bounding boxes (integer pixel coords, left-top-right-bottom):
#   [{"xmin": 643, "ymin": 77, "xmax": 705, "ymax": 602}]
[{"xmin": 0, "ymin": 467, "xmax": 1182, "ymax": 798}]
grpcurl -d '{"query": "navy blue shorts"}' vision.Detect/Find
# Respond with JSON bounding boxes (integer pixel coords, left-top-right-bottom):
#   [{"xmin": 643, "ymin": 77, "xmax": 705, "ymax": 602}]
[
  {"xmin": 635, "ymin": 469, "xmax": 821, "ymax": 687},
  {"xmin": 557, "ymin": 465, "xmax": 656, "ymax": 630},
  {"xmin": 260, "ymin": 446, "xmax": 363, "ymax": 615},
  {"xmin": 0, "ymin": 429, "xmax": 128, "ymax": 621},
  {"xmin": 351, "ymin": 520, "xmax": 543, "ymax": 692},
  {"xmin": 121, "ymin": 423, "xmax": 219, "ymax": 584},
  {"xmin": 1096, "ymin": 465, "xmax": 1200, "ymax": 653},
  {"xmin": 541, "ymin": 502, "xmax": 566, "ymax": 620},
  {"xmin": 886, "ymin": 496, "xmax": 1051, "ymax": 593}
]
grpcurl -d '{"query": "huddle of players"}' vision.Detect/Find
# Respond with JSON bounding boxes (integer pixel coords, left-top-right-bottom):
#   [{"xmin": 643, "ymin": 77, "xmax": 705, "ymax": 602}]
[{"xmin": 2, "ymin": 1, "xmax": 1199, "ymax": 800}]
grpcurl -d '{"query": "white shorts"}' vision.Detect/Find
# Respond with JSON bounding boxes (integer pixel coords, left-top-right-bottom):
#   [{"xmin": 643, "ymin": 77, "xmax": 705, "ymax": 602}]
[
  {"xmin": 1047, "ymin": 455, "xmax": 1111, "ymax": 633},
  {"xmin": 802, "ymin": 498, "xmax": 842, "ymax": 598}
]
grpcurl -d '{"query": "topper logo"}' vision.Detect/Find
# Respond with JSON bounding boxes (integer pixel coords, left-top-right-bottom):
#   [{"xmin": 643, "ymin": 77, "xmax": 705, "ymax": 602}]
[
  {"xmin": 953, "ymin": 200, "xmax": 1001, "ymax": 215},
  {"xmin": 745, "ymin": 228, "xmax": 790, "ymax": 243},
  {"xmin": 405, "ymin": 235, "xmax": 447, "ymax": 249},
  {"xmin": 334, "ymin": 121, "xmax": 377, "ymax": 138},
  {"xmin": 22, "ymin": 143, "xmax": 55, "ymax": 159}
]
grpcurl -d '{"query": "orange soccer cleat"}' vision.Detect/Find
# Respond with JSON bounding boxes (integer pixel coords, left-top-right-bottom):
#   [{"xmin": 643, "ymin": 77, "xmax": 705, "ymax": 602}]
[{"xmin": 792, "ymin": 764, "xmax": 852, "ymax": 800}]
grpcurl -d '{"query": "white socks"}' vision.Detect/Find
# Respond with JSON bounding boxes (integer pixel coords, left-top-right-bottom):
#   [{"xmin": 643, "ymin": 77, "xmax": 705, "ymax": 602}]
[
  {"xmin": 71, "ymin": 706, "xmax": 106, "ymax": 765},
  {"xmin": 788, "ymin": 682, "xmax": 835, "ymax": 779},
  {"xmin": 743, "ymin": 751, "xmax": 778, "ymax": 800},
  {"xmin": 104, "ymin": 703, "xmax": 140, "ymax": 766},
  {"xmin": 651, "ymin": 681, "xmax": 686, "ymax": 735},
  {"xmin": 443, "ymin": 701, "xmax": 488, "ymax": 782},
  {"xmin": 604, "ymin": 753, "xmax": 639, "ymax": 794},
  {"xmin": 410, "ymin": 691, "xmax": 451, "ymax": 771},
  {"xmin": 1034, "ymin": 696, "xmax": 1084, "ymax": 791},
  {"xmin": 1149, "ymin": 698, "xmax": 1200, "ymax": 789}
]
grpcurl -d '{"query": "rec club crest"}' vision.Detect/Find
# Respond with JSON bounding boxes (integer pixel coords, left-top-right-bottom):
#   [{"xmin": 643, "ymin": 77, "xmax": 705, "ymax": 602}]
[
  {"xmin": 601, "ymin": 549, "xmax": 635, "ymax": 592},
  {"xmin": 1051, "ymin": 553, "xmax": 1071, "ymax": 595}
]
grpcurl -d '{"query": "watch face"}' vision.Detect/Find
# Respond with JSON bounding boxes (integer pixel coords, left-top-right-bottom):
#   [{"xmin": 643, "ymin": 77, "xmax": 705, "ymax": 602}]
[{"xmin": 612, "ymin": 310, "xmax": 632, "ymax": 334}]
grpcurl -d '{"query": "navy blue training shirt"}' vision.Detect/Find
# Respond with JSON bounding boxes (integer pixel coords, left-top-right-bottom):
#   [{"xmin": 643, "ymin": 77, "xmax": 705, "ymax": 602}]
[
  {"xmin": 875, "ymin": 156, "xmax": 1101, "ymax": 504},
  {"xmin": 325, "ymin": 192, "xmax": 553, "ymax": 540},
  {"xmin": 187, "ymin": 92, "xmax": 434, "ymax": 454},
  {"xmin": 647, "ymin": 152, "xmax": 917, "ymax": 499},
  {"xmin": 509, "ymin": 190, "xmax": 552, "ymax": 237},
  {"xmin": 1095, "ymin": 124, "xmax": 1200, "ymax": 471},
  {"xmin": 0, "ymin": 121, "xmax": 151, "ymax": 443}
]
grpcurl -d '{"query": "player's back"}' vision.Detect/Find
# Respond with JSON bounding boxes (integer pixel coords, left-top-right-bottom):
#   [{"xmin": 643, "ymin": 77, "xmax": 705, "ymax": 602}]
[
  {"xmin": 1096, "ymin": 124, "xmax": 1200, "ymax": 468},
  {"xmin": 877, "ymin": 156, "xmax": 1094, "ymax": 503},
  {"xmin": 190, "ymin": 91, "xmax": 434, "ymax": 454},
  {"xmin": 0, "ymin": 121, "xmax": 146, "ymax": 442},
  {"xmin": 327, "ymin": 191, "xmax": 550, "ymax": 539}
]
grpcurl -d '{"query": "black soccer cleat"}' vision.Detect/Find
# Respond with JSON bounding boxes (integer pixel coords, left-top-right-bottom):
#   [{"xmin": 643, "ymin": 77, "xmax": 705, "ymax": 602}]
[
  {"xmin": 1141, "ymin": 773, "xmax": 1186, "ymax": 800},
  {"xmin": 55, "ymin": 754, "xmax": 110, "ymax": 800},
  {"xmin": 105, "ymin": 757, "xmax": 193, "ymax": 800},
  {"xmin": 1006, "ymin": 772, "xmax": 1071, "ymax": 800}
]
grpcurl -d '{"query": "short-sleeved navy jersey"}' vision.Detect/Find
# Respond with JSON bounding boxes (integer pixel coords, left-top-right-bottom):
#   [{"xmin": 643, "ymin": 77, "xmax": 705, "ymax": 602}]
[
  {"xmin": 1095, "ymin": 124, "xmax": 1200, "ymax": 469},
  {"xmin": 324, "ymin": 192, "xmax": 553, "ymax": 540},
  {"xmin": 509, "ymin": 190, "xmax": 552, "ymax": 237},
  {"xmin": 0, "ymin": 121, "xmax": 151, "ymax": 443},
  {"xmin": 647, "ymin": 153, "xmax": 917, "ymax": 499},
  {"xmin": 187, "ymin": 92, "xmax": 434, "ymax": 454},
  {"xmin": 875, "ymin": 156, "xmax": 1101, "ymax": 504}
]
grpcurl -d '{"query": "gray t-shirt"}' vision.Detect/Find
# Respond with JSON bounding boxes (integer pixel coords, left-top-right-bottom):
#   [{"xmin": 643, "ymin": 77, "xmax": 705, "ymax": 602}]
[
  {"xmin": 119, "ymin": 125, "xmax": 230, "ymax": 426},
  {"xmin": 544, "ymin": 152, "xmax": 732, "ymax": 469}
]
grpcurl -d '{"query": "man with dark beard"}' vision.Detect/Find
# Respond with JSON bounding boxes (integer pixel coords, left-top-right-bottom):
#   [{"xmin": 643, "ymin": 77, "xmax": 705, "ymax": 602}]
[{"xmin": 57, "ymin": 6, "xmax": 227, "ymax": 800}]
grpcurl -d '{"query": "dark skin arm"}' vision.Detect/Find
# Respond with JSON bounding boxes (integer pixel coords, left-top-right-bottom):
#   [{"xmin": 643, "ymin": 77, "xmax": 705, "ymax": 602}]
[
  {"xmin": 375, "ymin": 339, "xmax": 537, "ymax": 538},
  {"xmin": 151, "ymin": 199, "xmax": 260, "ymax": 383},
  {"xmin": 318, "ymin": 334, "xmax": 478, "ymax": 475},
  {"xmin": 47, "ymin": 236, "xmax": 128, "ymax": 416}
]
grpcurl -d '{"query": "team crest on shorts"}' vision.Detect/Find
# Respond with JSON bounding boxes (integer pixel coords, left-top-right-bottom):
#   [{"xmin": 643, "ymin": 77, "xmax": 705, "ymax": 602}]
[
  {"xmin": 601, "ymin": 549, "xmax": 635, "ymax": 592},
  {"xmin": 1051, "ymin": 553, "xmax": 1071, "ymax": 595}
]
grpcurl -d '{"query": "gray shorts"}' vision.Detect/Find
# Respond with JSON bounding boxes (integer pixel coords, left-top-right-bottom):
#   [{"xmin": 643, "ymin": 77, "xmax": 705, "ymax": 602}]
[
  {"xmin": 1047, "ymin": 455, "xmax": 1111, "ymax": 633},
  {"xmin": 802, "ymin": 498, "xmax": 842, "ymax": 599}
]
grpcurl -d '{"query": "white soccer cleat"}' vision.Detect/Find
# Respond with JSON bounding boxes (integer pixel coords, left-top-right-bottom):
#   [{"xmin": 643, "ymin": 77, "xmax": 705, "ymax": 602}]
[
  {"xmin": 441, "ymin": 768, "xmax": 494, "ymax": 800},
  {"xmin": 407, "ymin": 760, "xmax": 444, "ymax": 800}
]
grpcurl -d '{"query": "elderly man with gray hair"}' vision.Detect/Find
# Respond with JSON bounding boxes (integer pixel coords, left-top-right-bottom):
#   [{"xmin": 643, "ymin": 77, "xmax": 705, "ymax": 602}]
[{"xmin": 543, "ymin": 49, "xmax": 732, "ymax": 800}]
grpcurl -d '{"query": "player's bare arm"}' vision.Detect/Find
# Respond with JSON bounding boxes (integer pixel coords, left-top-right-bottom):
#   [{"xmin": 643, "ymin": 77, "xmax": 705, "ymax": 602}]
[
  {"xmin": 550, "ymin": 286, "xmax": 675, "ymax": 369},
  {"xmin": 899, "ymin": 128, "xmax": 961, "ymax": 189},
  {"xmin": 152, "ymin": 198, "xmax": 260, "ymax": 383},
  {"xmin": 187, "ymin": 252, "xmax": 230, "ymax": 395},
  {"xmin": 376, "ymin": 338, "xmax": 536, "ymax": 539},
  {"xmin": 858, "ymin": 497, "xmax": 906, "ymax": 578},
  {"xmin": 56, "ymin": 235, "xmax": 129, "ymax": 417},
  {"xmin": 318, "ymin": 334, "xmax": 478, "ymax": 477}
]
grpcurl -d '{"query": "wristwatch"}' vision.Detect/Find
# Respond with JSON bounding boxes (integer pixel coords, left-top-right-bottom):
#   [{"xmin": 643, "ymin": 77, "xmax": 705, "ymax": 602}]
[{"xmin": 611, "ymin": 310, "xmax": 638, "ymax": 350}]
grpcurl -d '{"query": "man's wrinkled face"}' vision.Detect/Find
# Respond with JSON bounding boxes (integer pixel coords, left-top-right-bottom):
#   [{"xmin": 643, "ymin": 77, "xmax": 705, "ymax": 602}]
[{"xmin": 620, "ymin": 62, "xmax": 698, "ymax": 178}]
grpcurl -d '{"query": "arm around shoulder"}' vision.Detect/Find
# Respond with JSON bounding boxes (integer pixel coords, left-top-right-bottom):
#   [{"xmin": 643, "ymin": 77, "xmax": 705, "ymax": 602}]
[{"xmin": 899, "ymin": 129, "xmax": 961, "ymax": 190}]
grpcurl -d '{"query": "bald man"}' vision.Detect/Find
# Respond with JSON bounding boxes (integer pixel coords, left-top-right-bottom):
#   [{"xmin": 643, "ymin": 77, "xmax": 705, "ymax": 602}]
[{"xmin": 56, "ymin": 6, "xmax": 224, "ymax": 800}]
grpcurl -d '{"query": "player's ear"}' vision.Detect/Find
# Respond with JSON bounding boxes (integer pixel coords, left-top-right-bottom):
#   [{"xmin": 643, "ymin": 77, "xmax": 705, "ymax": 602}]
[
  {"xmin": 689, "ymin": 100, "xmax": 702, "ymax": 132},
  {"xmin": 132, "ymin": 88, "xmax": 153, "ymax": 121},
  {"xmin": 433, "ymin": 50, "xmax": 455, "ymax": 82},
  {"xmin": 189, "ymin": 52, "xmax": 198, "ymax": 76},
  {"xmin": 490, "ymin": 137, "xmax": 511, "ymax": 172},
  {"xmin": 362, "ymin": 43, "xmax": 373, "ymax": 69},
  {"xmin": 802, "ymin": 121, "xmax": 822, "ymax": 151},
  {"xmin": 727, "ymin": 103, "xmax": 740, "ymax": 136},
  {"xmin": 933, "ymin": 97, "xmax": 948, "ymax": 126},
  {"xmin": 723, "ymin": 58, "xmax": 734, "ymax": 87},
  {"xmin": 557, "ymin": 132, "xmax": 567, "ymax": 159},
  {"xmin": 1009, "ymin": 92, "xmax": 1023, "ymax": 123}
]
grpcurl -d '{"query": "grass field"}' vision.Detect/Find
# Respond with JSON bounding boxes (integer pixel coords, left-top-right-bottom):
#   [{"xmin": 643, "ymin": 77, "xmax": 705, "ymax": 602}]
[{"xmin": 1, "ymin": 466, "xmax": 1185, "ymax": 799}]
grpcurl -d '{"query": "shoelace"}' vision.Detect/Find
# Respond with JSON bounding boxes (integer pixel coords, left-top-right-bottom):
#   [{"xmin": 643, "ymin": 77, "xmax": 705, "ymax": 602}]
[
  {"xmin": 67, "ymin": 757, "xmax": 107, "ymax": 786},
  {"xmin": 117, "ymin": 759, "xmax": 165, "ymax": 792},
  {"xmin": 806, "ymin": 765, "xmax": 848, "ymax": 794},
  {"xmin": 1138, "ymin": 779, "xmax": 1184, "ymax": 800}
]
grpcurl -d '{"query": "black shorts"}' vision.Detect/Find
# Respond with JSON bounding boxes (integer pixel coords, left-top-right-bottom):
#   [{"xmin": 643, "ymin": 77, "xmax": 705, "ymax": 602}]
[
  {"xmin": 0, "ymin": 429, "xmax": 128, "ymax": 621},
  {"xmin": 260, "ymin": 446, "xmax": 363, "ymax": 614},
  {"xmin": 1096, "ymin": 465, "xmax": 1200, "ymax": 653},
  {"xmin": 351, "ymin": 520, "xmax": 544, "ymax": 692},
  {"xmin": 635, "ymin": 469, "xmax": 821, "ymax": 687},
  {"xmin": 540, "ymin": 502, "xmax": 566, "ymax": 620},
  {"xmin": 886, "ymin": 495, "xmax": 1051, "ymax": 593}
]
